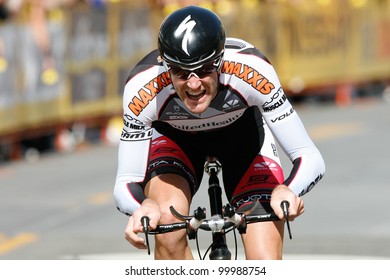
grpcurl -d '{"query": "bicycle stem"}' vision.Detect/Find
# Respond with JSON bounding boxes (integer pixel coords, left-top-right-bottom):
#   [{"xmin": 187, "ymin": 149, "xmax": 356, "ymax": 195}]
[{"xmin": 208, "ymin": 170, "xmax": 223, "ymax": 216}]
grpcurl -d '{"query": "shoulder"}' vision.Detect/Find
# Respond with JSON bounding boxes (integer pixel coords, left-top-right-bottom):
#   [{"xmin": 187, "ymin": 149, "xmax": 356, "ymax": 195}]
[
  {"xmin": 123, "ymin": 49, "xmax": 173, "ymax": 124},
  {"xmin": 220, "ymin": 38, "xmax": 279, "ymax": 96},
  {"xmin": 124, "ymin": 49, "xmax": 169, "ymax": 101},
  {"xmin": 224, "ymin": 38, "xmax": 271, "ymax": 65},
  {"xmin": 126, "ymin": 49, "xmax": 161, "ymax": 82}
]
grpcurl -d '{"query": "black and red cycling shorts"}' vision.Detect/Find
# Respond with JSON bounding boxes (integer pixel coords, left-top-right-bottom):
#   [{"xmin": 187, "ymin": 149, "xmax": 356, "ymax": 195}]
[{"xmin": 143, "ymin": 106, "xmax": 284, "ymax": 214}]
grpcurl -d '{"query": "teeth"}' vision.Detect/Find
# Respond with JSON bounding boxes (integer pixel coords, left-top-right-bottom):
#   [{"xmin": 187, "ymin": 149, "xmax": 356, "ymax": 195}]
[
  {"xmin": 188, "ymin": 91, "xmax": 202, "ymax": 96},
  {"xmin": 186, "ymin": 90, "xmax": 205, "ymax": 100}
]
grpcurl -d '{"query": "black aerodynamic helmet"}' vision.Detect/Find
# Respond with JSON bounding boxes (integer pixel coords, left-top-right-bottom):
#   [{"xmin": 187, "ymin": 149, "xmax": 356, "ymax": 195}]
[{"xmin": 158, "ymin": 6, "xmax": 226, "ymax": 71}]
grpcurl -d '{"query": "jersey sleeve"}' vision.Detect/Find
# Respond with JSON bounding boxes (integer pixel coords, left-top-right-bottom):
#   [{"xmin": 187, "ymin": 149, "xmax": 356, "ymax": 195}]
[
  {"xmin": 114, "ymin": 52, "xmax": 161, "ymax": 215},
  {"xmin": 259, "ymin": 81, "xmax": 325, "ymax": 196},
  {"xmin": 237, "ymin": 43, "xmax": 325, "ymax": 196},
  {"xmin": 264, "ymin": 104, "xmax": 325, "ymax": 196},
  {"xmin": 113, "ymin": 108, "xmax": 153, "ymax": 215}
]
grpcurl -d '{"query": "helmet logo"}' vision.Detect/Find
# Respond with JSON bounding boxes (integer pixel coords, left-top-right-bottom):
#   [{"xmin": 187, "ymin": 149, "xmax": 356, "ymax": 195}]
[{"xmin": 174, "ymin": 15, "xmax": 196, "ymax": 56}]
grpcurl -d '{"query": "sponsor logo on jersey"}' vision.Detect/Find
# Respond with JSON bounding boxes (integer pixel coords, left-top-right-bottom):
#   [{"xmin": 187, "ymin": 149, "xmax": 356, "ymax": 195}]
[
  {"xmin": 169, "ymin": 111, "xmax": 243, "ymax": 131},
  {"xmin": 263, "ymin": 95, "xmax": 287, "ymax": 112},
  {"xmin": 222, "ymin": 98, "xmax": 240, "ymax": 110},
  {"xmin": 235, "ymin": 193, "xmax": 272, "ymax": 208},
  {"xmin": 128, "ymin": 71, "xmax": 171, "ymax": 116},
  {"xmin": 121, "ymin": 129, "xmax": 153, "ymax": 141},
  {"xmin": 271, "ymin": 143, "xmax": 279, "ymax": 157},
  {"xmin": 254, "ymin": 161, "xmax": 280, "ymax": 171},
  {"xmin": 124, "ymin": 114, "xmax": 146, "ymax": 130},
  {"xmin": 221, "ymin": 61, "xmax": 275, "ymax": 95},
  {"xmin": 299, "ymin": 173, "xmax": 323, "ymax": 197},
  {"xmin": 151, "ymin": 139, "xmax": 167, "ymax": 146},
  {"xmin": 271, "ymin": 107, "xmax": 295, "ymax": 123},
  {"xmin": 262, "ymin": 87, "xmax": 287, "ymax": 112},
  {"xmin": 148, "ymin": 158, "xmax": 196, "ymax": 187},
  {"xmin": 262, "ymin": 87, "xmax": 283, "ymax": 107},
  {"xmin": 163, "ymin": 104, "xmax": 191, "ymax": 120}
]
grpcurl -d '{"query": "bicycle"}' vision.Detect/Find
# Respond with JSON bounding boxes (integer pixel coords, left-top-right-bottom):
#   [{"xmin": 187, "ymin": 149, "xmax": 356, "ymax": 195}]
[{"xmin": 141, "ymin": 157, "xmax": 293, "ymax": 260}]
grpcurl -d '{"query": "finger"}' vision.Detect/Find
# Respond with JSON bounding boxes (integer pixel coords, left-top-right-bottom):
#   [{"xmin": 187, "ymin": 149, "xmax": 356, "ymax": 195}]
[
  {"xmin": 274, "ymin": 207, "xmax": 285, "ymax": 220},
  {"xmin": 297, "ymin": 204, "xmax": 305, "ymax": 217},
  {"xmin": 125, "ymin": 231, "xmax": 147, "ymax": 249},
  {"xmin": 287, "ymin": 204, "xmax": 304, "ymax": 220},
  {"xmin": 129, "ymin": 239, "xmax": 148, "ymax": 250},
  {"xmin": 287, "ymin": 215, "xmax": 295, "ymax": 222},
  {"xmin": 293, "ymin": 199, "xmax": 305, "ymax": 217},
  {"xmin": 125, "ymin": 217, "xmax": 148, "ymax": 249},
  {"xmin": 148, "ymin": 218, "xmax": 158, "ymax": 230},
  {"xmin": 270, "ymin": 200, "xmax": 286, "ymax": 220},
  {"xmin": 128, "ymin": 215, "xmax": 144, "ymax": 234}
]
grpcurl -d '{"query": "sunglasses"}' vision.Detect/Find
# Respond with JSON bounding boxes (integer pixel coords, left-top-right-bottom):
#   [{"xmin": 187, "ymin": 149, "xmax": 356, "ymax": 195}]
[{"xmin": 164, "ymin": 55, "xmax": 223, "ymax": 80}]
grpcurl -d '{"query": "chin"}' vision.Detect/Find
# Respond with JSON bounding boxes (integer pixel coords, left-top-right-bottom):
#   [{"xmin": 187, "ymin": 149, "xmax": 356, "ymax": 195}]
[
  {"xmin": 188, "ymin": 108, "xmax": 204, "ymax": 114},
  {"xmin": 184, "ymin": 100, "xmax": 208, "ymax": 114}
]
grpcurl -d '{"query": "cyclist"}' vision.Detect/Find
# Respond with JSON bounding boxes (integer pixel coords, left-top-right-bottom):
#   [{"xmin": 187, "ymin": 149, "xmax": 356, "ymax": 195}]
[{"xmin": 114, "ymin": 6, "xmax": 325, "ymax": 260}]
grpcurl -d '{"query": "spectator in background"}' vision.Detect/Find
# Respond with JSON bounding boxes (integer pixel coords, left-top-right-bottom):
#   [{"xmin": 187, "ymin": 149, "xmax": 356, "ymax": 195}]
[
  {"xmin": 0, "ymin": 0, "xmax": 24, "ymax": 75},
  {"xmin": 28, "ymin": 0, "xmax": 66, "ymax": 85},
  {"xmin": 152, "ymin": 0, "xmax": 217, "ymax": 15},
  {"xmin": 86, "ymin": 0, "xmax": 107, "ymax": 9},
  {"xmin": 0, "ymin": 1, "xmax": 10, "ymax": 20},
  {"xmin": 0, "ymin": 1, "xmax": 8, "ymax": 73}
]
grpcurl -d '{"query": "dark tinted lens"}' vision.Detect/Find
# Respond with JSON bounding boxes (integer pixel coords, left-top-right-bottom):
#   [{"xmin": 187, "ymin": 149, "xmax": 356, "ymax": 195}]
[
  {"xmin": 195, "ymin": 62, "xmax": 218, "ymax": 78},
  {"xmin": 170, "ymin": 63, "xmax": 218, "ymax": 79},
  {"xmin": 170, "ymin": 66, "xmax": 191, "ymax": 79}
]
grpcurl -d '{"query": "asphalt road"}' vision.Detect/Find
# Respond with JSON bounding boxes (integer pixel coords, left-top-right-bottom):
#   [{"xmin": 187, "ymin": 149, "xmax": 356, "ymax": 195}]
[{"xmin": 1, "ymin": 97, "xmax": 389, "ymax": 260}]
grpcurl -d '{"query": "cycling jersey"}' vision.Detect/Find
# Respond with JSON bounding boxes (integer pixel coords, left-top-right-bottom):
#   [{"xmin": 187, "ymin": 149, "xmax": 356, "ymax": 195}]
[{"xmin": 114, "ymin": 38, "xmax": 325, "ymax": 216}]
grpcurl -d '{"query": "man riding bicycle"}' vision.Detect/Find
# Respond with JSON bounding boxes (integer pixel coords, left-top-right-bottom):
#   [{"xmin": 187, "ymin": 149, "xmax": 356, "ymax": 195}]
[{"xmin": 114, "ymin": 6, "xmax": 325, "ymax": 260}]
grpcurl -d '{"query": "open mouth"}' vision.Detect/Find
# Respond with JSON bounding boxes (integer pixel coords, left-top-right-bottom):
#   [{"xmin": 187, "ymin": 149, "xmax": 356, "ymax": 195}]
[{"xmin": 186, "ymin": 90, "xmax": 206, "ymax": 100}]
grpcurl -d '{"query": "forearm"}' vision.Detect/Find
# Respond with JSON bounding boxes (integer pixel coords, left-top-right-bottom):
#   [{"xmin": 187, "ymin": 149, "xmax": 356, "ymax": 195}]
[{"xmin": 114, "ymin": 180, "xmax": 146, "ymax": 216}]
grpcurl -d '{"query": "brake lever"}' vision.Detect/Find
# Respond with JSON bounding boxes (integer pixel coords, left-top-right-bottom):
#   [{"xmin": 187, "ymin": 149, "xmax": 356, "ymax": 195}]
[
  {"xmin": 141, "ymin": 216, "xmax": 151, "ymax": 255},
  {"xmin": 281, "ymin": 201, "xmax": 292, "ymax": 240}
]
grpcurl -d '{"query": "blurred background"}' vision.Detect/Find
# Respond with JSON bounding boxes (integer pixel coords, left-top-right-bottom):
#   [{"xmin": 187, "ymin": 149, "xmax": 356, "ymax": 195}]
[
  {"xmin": 0, "ymin": 0, "xmax": 389, "ymax": 260},
  {"xmin": 1, "ymin": 0, "xmax": 389, "ymax": 161}
]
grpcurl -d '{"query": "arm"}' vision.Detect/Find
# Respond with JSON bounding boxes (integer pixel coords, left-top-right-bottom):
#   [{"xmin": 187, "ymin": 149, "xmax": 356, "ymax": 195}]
[
  {"xmin": 114, "ymin": 60, "xmax": 159, "ymax": 215},
  {"xmin": 225, "ymin": 41, "xmax": 325, "ymax": 219},
  {"xmin": 114, "ymin": 132, "xmax": 151, "ymax": 215},
  {"xmin": 113, "ymin": 121, "xmax": 163, "ymax": 248},
  {"xmin": 256, "ymin": 65, "xmax": 324, "ymax": 218},
  {"xmin": 114, "ymin": 51, "xmax": 168, "ymax": 247},
  {"xmin": 265, "ymin": 106, "xmax": 325, "ymax": 197},
  {"xmin": 265, "ymin": 105, "xmax": 325, "ymax": 219},
  {"xmin": 245, "ymin": 51, "xmax": 325, "ymax": 197}
]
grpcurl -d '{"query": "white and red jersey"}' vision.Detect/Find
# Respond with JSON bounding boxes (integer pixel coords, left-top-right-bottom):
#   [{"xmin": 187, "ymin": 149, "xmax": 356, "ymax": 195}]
[{"xmin": 114, "ymin": 38, "xmax": 325, "ymax": 215}]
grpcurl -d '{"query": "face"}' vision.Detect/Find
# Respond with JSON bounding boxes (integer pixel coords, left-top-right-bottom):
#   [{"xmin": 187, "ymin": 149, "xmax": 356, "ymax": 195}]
[{"xmin": 170, "ymin": 71, "xmax": 219, "ymax": 114}]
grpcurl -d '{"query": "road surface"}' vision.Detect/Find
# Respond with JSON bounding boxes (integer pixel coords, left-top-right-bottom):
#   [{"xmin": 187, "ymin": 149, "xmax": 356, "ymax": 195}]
[{"xmin": 1, "ymin": 97, "xmax": 389, "ymax": 260}]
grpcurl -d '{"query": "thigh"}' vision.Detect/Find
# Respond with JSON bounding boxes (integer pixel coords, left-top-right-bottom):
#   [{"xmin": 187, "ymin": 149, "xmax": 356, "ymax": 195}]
[
  {"xmin": 145, "ymin": 174, "xmax": 194, "ymax": 260},
  {"xmin": 144, "ymin": 133, "xmax": 203, "ymax": 197},
  {"xmin": 145, "ymin": 173, "xmax": 192, "ymax": 223},
  {"xmin": 230, "ymin": 154, "xmax": 284, "ymax": 212},
  {"xmin": 241, "ymin": 220, "xmax": 284, "ymax": 260}
]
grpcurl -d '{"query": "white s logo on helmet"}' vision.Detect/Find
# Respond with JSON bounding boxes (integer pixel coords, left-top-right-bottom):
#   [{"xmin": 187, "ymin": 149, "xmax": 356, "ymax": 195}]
[{"xmin": 174, "ymin": 15, "xmax": 196, "ymax": 56}]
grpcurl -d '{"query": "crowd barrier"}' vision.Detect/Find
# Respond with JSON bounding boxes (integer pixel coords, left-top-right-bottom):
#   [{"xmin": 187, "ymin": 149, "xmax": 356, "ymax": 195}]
[{"xmin": 0, "ymin": 1, "xmax": 153, "ymax": 159}]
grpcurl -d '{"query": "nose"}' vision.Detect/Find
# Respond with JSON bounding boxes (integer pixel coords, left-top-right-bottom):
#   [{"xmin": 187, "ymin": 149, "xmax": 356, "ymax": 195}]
[{"xmin": 186, "ymin": 74, "xmax": 201, "ymax": 89}]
